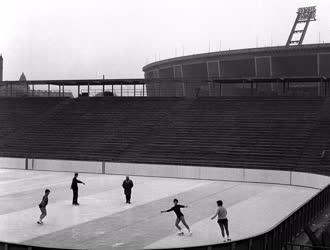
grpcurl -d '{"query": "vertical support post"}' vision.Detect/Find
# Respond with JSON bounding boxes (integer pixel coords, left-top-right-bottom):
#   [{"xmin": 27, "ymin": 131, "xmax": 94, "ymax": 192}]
[
  {"xmin": 78, "ymin": 85, "xmax": 80, "ymax": 97},
  {"xmin": 32, "ymin": 84, "xmax": 34, "ymax": 97},
  {"xmin": 10, "ymin": 83, "xmax": 13, "ymax": 97},
  {"xmin": 208, "ymin": 82, "xmax": 212, "ymax": 97},
  {"xmin": 182, "ymin": 82, "xmax": 186, "ymax": 97},
  {"xmin": 27, "ymin": 83, "xmax": 29, "ymax": 96},
  {"xmin": 120, "ymin": 83, "xmax": 123, "ymax": 96},
  {"xmin": 317, "ymin": 53, "xmax": 320, "ymax": 76},
  {"xmin": 87, "ymin": 83, "xmax": 90, "ymax": 96},
  {"xmin": 102, "ymin": 84, "xmax": 105, "ymax": 96},
  {"xmin": 62, "ymin": 83, "xmax": 65, "ymax": 97},
  {"xmin": 102, "ymin": 162, "xmax": 105, "ymax": 174},
  {"xmin": 142, "ymin": 84, "xmax": 145, "ymax": 97},
  {"xmin": 58, "ymin": 84, "xmax": 61, "ymax": 97},
  {"xmin": 112, "ymin": 85, "xmax": 114, "ymax": 95},
  {"xmin": 48, "ymin": 83, "xmax": 50, "ymax": 97},
  {"xmin": 25, "ymin": 158, "xmax": 28, "ymax": 170}
]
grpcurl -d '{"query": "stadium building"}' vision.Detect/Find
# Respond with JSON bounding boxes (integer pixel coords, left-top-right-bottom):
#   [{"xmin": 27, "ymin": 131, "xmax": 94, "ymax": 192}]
[
  {"xmin": 143, "ymin": 44, "xmax": 330, "ymax": 97},
  {"xmin": 143, "ymin": 6, "xmax": 330, "ymax": 98}
]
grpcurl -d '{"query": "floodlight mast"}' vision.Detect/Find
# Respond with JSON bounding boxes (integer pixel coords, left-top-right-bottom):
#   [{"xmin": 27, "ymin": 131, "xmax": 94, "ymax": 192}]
[{"xmin": 286, "ymin": 6, "xmax": 316, "ymax": 47}]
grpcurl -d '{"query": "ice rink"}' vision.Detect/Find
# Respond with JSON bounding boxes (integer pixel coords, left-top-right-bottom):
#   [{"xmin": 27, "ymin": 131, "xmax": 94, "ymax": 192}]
[{"xmin": 0, "ymin": 169, "xmax": 318, "ymax": 250}]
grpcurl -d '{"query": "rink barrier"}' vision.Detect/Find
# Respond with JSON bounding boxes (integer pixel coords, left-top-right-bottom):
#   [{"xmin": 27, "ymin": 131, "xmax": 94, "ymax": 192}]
[
  {"xmin": 1, "ymin": 157, "xmax": 327, "ymax": 190},
  {"xmin": 0, "ymin": 156, "xmax": 330, "ymax": 250}
]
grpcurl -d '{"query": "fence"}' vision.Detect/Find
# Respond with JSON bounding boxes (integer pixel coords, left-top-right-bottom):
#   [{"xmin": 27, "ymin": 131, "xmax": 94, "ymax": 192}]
[{"xmin": 1, "ymin": 76, "xmax": 330, "ymax": 98}]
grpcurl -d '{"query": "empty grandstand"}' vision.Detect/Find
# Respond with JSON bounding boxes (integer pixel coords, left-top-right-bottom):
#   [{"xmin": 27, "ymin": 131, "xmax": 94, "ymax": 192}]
[{"xmin": 0, "ymin": 96, "xmax": 329, "ymax": 175}]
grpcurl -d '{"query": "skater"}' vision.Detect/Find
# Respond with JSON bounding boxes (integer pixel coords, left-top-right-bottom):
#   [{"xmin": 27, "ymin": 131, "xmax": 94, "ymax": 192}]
[
  {"xmin": 37, "ymin": 189, "xmax": 50, "ymax": 224},
  {"xmin": 211, "ymin": 200, "xmax": 231, "ymax": 242},
  {"xmin": 71, "ymin": 172, "xmax": 85, "ymax": 205},
  {"xmin": 161, "ymin": 198, "xmax": 192, "ymax": 236},
  {"xmin": 122, "ymin": 176, "xmax": 133, "ymax": 204}
]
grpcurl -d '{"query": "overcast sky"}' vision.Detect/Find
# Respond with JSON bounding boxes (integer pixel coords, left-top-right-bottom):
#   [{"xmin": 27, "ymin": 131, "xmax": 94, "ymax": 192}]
[{"xmin": 0, "ymin": 0, "xmax": 329, "ymax": 80}]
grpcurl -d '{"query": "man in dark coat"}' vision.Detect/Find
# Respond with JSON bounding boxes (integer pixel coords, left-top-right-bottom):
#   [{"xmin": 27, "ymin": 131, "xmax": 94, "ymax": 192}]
[
  {"xmin": 71, "ymin": 172, "xmax": 85, "ymax": 206},
  {"xmin": 122, "ymin": 176, "xmax": 134, "ymax": 204}
]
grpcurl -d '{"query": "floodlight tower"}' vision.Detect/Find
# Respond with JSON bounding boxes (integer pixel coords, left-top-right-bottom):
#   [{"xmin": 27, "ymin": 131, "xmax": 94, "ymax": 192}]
[{"xmin": 286, "ymin": 6, "xmax": 316, "ymax": 47}]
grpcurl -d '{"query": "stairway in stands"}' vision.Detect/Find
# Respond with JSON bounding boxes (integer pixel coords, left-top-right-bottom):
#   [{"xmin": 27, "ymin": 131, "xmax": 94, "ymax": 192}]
[
  {"xmin": 0, "ymin": 97, "xmax": 182, "ymax": 161},
  {"xmin": 297, "ymin": 98, "xmax": 330, "ymax": 175},
  {"xmin": 119, "ymin": 97, "xmax": 324, "ymax": 171},
  {"xmin": 0, "ymin": 96, "xmax": 328, "ymax": 175},
  {"xmin": 0, "ymin": 97, "xmax": 69, "ymax": 139}
]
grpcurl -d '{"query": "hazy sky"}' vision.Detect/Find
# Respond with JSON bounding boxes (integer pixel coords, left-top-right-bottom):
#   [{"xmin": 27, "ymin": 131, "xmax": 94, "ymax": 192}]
[{"xmin": 0, "ymin": 0, "xmax": 329, "ymax": 80}]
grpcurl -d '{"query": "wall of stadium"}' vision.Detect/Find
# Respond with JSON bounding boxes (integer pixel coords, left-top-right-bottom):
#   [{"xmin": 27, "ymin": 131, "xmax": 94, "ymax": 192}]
[{"xmin": 143, "ymin": 44, "xmax": 330, "ymax": 97}]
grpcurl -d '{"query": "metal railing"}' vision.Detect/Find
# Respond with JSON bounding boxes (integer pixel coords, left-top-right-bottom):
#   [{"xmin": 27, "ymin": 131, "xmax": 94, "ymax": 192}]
[{"xmin": 285, "ymin": 243, "xmax": 330, "ymax": 250}]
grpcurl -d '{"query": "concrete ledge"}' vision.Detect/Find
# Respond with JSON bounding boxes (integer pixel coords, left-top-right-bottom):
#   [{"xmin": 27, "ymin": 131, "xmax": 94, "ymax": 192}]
[
  {"xmin": 32, "ymin": 159, "xmax": 102, "ymax": 173},
  {"xmin": 0, "ymin": 157, "xmax": 329, "ymax": 189},
  {"xmin": 292, "ymin": 171, "xmax": 330, "ymax": 189},
  {"xmin": 105, "ymin": 162, "xmax": 180, "ymax": 178},
  {"xmin": 244, "ymin": 169, "xmax": 291, "ymax": 185},
  {"xmin": 0, "ymin": 157, "xmax": 25, "ymax": 169},
  {"xmin": 200, "ymin": 166, "xmax": 244, "ymax": 181}
]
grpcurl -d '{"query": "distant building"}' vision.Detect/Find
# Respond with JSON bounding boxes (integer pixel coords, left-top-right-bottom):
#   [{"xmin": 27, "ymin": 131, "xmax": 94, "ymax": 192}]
[{"xmin": 19, "ymin": 72, "xmax": 26, "ymax": 81}]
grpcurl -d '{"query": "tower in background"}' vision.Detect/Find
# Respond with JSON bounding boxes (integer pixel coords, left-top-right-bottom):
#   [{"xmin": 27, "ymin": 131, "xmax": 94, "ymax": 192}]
[
  {"xmin": 286, "ymin": 6, "xmax": 316, "ymax": 46},
  {"xmin": 0, "ymin": 54, "xmax": 3, "ymax": 81}
]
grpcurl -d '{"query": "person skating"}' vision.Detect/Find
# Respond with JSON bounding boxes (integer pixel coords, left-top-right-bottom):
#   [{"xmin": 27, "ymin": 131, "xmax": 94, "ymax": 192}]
[
  {"xmin": 122, "ymin": 176, "xmax": 134, "ymax": 204},
  {"xmin": 71, "ymin": 172, "xmax": 85, "ymax": 205},
  {"xmin": 211, "ymin": 200, "xmax": 231, "ymax": 242},
  {"xmin": 37, "ymin": 189, "xmax": 50, "ymax": 224},
  {"xmin": 161, "ymin": 198, "xmax": 192, "ymax": 236}
]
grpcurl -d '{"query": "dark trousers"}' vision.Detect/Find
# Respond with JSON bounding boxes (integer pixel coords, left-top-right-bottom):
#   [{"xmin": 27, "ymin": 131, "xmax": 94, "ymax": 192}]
[
  {"xmin": 72, "ymin": 189, "xmax": 78, "ymax": 204},
  {"xmin": 125, "ymin": 191, "xmax": 131, "ymax": 203},
  {"xmin": 218, "ymin": 219, "xmax": 229, "ymax": 237}
]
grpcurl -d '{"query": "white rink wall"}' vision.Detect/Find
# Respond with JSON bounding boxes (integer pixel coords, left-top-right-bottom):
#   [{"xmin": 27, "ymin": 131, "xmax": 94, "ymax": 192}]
[
  {"xmin": 0, "ymin": 157, "xmax": 329, "ymax": 190},
  {"xmin": 33, "ymin": 159, "xmax": 103, "ymax": 173},
  {"xmin": 0, "ymin": 157, "xmax": 25, "ymax": 169}
]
